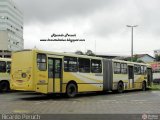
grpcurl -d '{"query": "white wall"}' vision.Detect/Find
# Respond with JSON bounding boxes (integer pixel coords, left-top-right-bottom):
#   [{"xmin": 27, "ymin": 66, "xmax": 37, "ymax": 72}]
[{"xmin": 153, "ymin": 73, "xmax": 160, "ymax": 79}]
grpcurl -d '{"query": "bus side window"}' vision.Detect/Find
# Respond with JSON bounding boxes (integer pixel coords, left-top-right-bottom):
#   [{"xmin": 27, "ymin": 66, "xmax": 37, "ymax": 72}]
[
  {"xmin": 91, "ymin": 60, "xmax": 102, "ymax": 73},
  {"xmin": 134, "ymin": 65, "xmax": 141, "ymax": 75},
  {"xmin": 54, "ymin": 59, "xmax": 61, "ymax": 78},
  {"xmin": 78, "ymin": 58, "xmax": 90, "ymax": 73},
  {"xmin": 6, "ymin": 61, "xmax": 11, "ymax": 73},
  {"xmin": 64, "ymin": 57, "xmax": 77, "ymax": 72},
  {"xmin": 37, "ymin": 54, "xmax": 47, "ymax": 71},
  {"xmin": 114, "ymin": 62, "xmax": 120, "ymax": 74},
  {"xmin": 144, "ymin": 66, "xmax": 147, "ymax": 74},
  {"xmin": 0, "ymin": 61, "xmax": 6, "ymax": 72},
  {"xmin": 48, "ymin": 59, "xmax": 53, "ymax": 78},
  {"xmin": 121, "ymin": 63, "xmax": 127, "ymax": 74},
  {"xmin": 141, "ymin": 65, "xmax": 146, "ymax": 74}
]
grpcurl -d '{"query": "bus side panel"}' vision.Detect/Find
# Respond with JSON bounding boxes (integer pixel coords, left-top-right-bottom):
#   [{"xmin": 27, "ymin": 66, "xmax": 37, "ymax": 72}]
[
  {"xmin": 103, "ymin": 59, "xmax": 113, "ymax": 91},
  {"xmin": 134, "ymin": 74, "xmax": 146, "ymax": 89},
  {"xmin": 0, "ymin": 72, "xmax": 10, "ymax": 81},
  {"xmin": 112, "ymin": 74, "xmax": 129, "ymax": 90},
  {"xmin": 62, "ymin": 72, "xmax": 103, "ymax": 93}
]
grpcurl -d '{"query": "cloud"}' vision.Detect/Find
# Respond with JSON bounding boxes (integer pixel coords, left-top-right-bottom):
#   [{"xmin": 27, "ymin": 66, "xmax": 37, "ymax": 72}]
[
  {"xmin": 15, "ymin": 0, "xmax": 113, "ymax": 24},
  {"xmin": 14, "ymin": 0, "xmax": 160, "ymax": 56}
]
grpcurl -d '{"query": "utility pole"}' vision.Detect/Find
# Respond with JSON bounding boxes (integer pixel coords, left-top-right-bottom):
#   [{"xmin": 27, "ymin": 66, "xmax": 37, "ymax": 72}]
[
  {"xmin": 126, "ymin": 25, "xmax": 138, "ymax": 62},
  {"xmin": 95, "ymin": 39, "xmax": 96, "ymax": 56}
]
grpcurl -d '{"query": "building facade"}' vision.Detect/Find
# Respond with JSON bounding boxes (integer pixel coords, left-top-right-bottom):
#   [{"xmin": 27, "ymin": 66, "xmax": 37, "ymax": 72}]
[
  {"xmin": 135, "ymin": 54, "xmax": 155, "ymax": 63},
  {"xmin": 150, "ymin": 62, "xmax": 160, "ymax": 73},
  {"xmin": 0, "ymin": 0, "xmax": 23, "ymax": 58}
]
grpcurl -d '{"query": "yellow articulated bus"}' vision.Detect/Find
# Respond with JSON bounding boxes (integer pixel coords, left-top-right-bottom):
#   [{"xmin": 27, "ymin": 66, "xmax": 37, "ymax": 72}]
[
  {"xmin": 10, "ymin": 49, "xmax": 152, "ymax": 97},
  {"xmin": 0, "ymin": 58, "xmax": 11, "ymax": 92}
]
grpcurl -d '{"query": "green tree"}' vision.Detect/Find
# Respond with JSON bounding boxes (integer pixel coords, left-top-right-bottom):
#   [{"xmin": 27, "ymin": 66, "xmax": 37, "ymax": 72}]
[
  {"xmin": 155, "ymin": 55, "xmax": 160, "ymax": 61},
  {"xmin": 132, "ymin": 55, "xmax": 138, "ymax": 62},
  {"xmin": 137, "ymin": 60, "xmax": 144, "ymax": 63},
  {"xmin": 75, "ymin": 50, "xmax": 84, "ymax": 55},
  {"xmin": 85, "ymin": 50, "xmax": 95, "ymax": 56},
  {"xmin": 126, "ymin": 55, "xmax": 144, "ymax": 63}
]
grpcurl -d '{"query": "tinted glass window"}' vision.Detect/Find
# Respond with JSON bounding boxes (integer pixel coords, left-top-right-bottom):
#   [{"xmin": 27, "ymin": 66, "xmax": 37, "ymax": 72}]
[
  {"xmin": 114, "ymin": 62, "xmax": 121, "ymax": 74},
  {"xmin": 134, "ymin": 65, "xmax": 141, "ymax": 75},
  {"xmin": 48, "ymin": 59, "xmax": 61, "ymax": 78},
  {"xmin": 54, "ymin": 59, "xmax": 61, "ymax": 78},
  {"xmin": 78, "ymin": 58, "xmax": 90, "ymax": 73},
  {"xmin": 91, "ymin": 60, "xmax": 102, "ymax": 73},
  {"xmin": 0, "ymin": 61, "xmax": 6, "ymax": 72},
  {"xmin": 37, "ymin": 54, "xmax": 47, "ymax": 71},
  {"xmin": 6, "ymin": 62, "xmax": 11, "ymax": 69},
  {"xmin": 121, "ymin": 63, "xmax": 127, "ymax": 74},
  {"xmin": 64, "ymin": 57, "xmax": 77, "ymax": 72},
  {"xmin": 128, "ymin": 66, "xmax": 134, "ymax": 79},
  {"xmin": 141, "ymin": 65, "xmax": 146, "ymax": 74},
  {"xmin": 6, "ymin": 61, "xmax": 11, "ymax": 73},
  {"xmin": 48, "ymin": 59, "xmax": 53, "ymax": 78}
]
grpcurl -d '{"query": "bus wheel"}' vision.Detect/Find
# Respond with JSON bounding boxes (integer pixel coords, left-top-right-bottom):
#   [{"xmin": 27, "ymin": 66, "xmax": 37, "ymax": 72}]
[
  {"xmin": 0, "ymin": 81, "xmax": 10, "ymax": 92},
  {"xmin": 142, "ymin": 81, "xmax": 146, "ymax": 91},
  {"xmin": 66, "ymin": 83, "xmax": 77, "ymax": 98},
  {"xmin": 117, "ymin": 82, "xmax": 124, "ymax": 93}
]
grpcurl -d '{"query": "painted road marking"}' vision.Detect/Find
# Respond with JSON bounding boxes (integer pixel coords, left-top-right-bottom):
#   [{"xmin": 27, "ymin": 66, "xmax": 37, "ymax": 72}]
[
  {"xmin": 35, "ymin": 101, "xmax": 48, "ymax": 105},
  {"xmin": 13, "ymin": 109, "xmax": 30, "ymax": 113},
  {"xmin": 131, "ymin": 100, "xmax": 147, "ymax": 102},
  {"xmin": 100, "ymin": 100, "xmax": 119, "ymax": 103}
]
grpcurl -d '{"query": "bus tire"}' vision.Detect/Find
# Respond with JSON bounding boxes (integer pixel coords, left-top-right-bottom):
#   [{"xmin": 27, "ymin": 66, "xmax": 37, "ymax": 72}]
[
  {"xmin": 0, "ymin": 81, "xmax": 10, "ymax": 92},
  {"xmin": 66, "ymin": 83, "xmax": 77, "ymax": 98},
  {"xmin": 117, "ymin": 82, "xmax": 124, "ymax": 93},
  {"xmin": 142, "ymin": 81, "xmax": 146, "ymax": 91}
]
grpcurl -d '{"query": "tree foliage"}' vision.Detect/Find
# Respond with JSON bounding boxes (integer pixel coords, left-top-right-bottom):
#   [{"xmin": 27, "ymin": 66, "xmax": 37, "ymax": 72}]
[
  {"xmin": 75, "ymin": 50, "xmax": 95, "ymax": 56},
  {"xmin": 126, "ymin": 55, "xmax": 144, "ymax": 63},
  {"xmin": 155, "ymin": 55, "xmax": 160, "ymax": 61},
  {"xmin": 85, "ymin": 50, "xmax": 95, "ymax": 56},
  {"xmin": 75, "ymin": 50, "xmax": 84, "ymax": 55}
]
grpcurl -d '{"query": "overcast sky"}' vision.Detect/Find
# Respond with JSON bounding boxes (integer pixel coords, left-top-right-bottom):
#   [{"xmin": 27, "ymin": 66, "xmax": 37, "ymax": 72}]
[{"xmin": 14, "ymin": 0, "xmax": 160, "ymax": 56}]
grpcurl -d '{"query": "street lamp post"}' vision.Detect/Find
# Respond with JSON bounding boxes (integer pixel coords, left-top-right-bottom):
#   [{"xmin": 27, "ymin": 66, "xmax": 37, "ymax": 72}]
[{"xmin": 127, "ymin": 25, "xmax": 138, "ymax": 62}]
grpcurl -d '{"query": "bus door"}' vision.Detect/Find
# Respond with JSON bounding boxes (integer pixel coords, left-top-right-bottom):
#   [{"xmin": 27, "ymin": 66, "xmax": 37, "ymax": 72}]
[
  {"xmin": 48, "ymin": 57, "xmax": 62, "ymax": 93},
  {"xmin": 147, "ymin": 68, "xmax": 152, "ymax": 86},
  {"xmin": 128, "ymin": 66, "xmax": 134, "ymax": 89}
]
